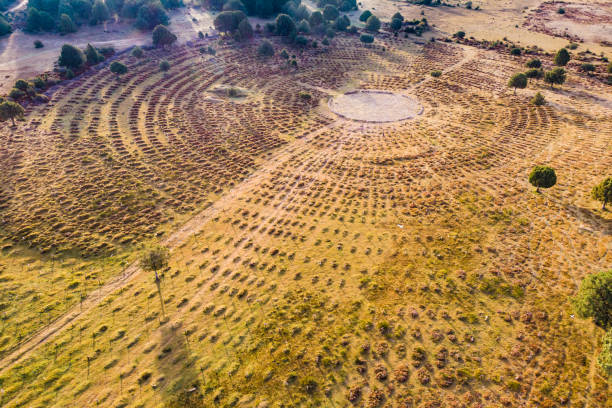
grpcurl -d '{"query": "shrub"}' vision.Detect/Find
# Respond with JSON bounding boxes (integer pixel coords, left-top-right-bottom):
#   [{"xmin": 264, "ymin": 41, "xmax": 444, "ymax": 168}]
[
  {"xmin": 159, "ymin": 59, "xmax": 170, "ymax": 71},
  {"xmin": 430, "ymin": 70, "xmax": 441, "ymax": 77},
  {"xmin": 530, "ymin": 92, "xmax": 545, "ymax": 106},
  {"xmin": 598, "ymin": 329, "xmax": 612, "ymax": 376},
  {"xmin": 14, "ymin": 79, "xmax": 29, "ymax": 91},
  {"xmin": 510, "ymin": 47, "xmax": 521, "ymax": 56},
  {"xmin": 258, "ymin": 39, "xmax": 274, "ymax": 57},
  {"xmin": 34, "ymin": 40, "xmax": 44, "ymax": 48},
  {"xmin": 359, "ymin": 10, "xmax": 372, "ymax": 21},
  {"xmin": 309, "ymin": 10, "xmax": 323, "ymax": 26},
  {"xmin": 8, "ymin": 88, "xmax": 24, "ymax": 99},
  {"xmin": 557, "ymin": 7, "xmax": 564, "ymax": 14},
  {"xmin": 237, "ymin": 18, "xmax": 253, "ymax": 39},
  {"xmin": 152, "ymin": 24, "xmax": 177, "ymax": 47},
  {"xmin": 526, "ymin": 58, "xmax": 541, "ymax": 68},
  {"xmin": 58, "ymin": 44, "xmax": 85, "ymax": 70},
  {"xmin": 580, "ymin": 63, "xmax": 595, "ymax": 73},
  {"xmin": 335, "ymin": 15, "xmax": 349, "ymax": 31},
  {"xmin": 359, "ymin": 33, "xmax": 373, "ymax": 44},
  {"xmin": 85, "ymin": 43, "xmax": 104, "ymax": 64},
  {"xmin": 391, "ymin": 12, "xmax": 404, "ymax": 21},
  {"xmin": 32, "ymin": 76, "xmax": 46, "ymax": 89},
  {"xmin": 110, "ymin": 61, "xmax": 128, "ymax": 76},
  {"xmin": 528, "ymin": 165, "xmax": 556, "ymax": 192},
  {"xmin": 608, "ymin": 62, "xmax": 612, "ymax": 74},
  {"xmin": 390, "ymin": 17, "xmax": 402, "ymax": 31},
  {"xmin": 140, "ymin": 246, "xmax": 169, "ymax": 280},
  {"xmin": 525, "ymin": 68, "xmax": 543, "ymax": 79},
  {"xmin": 365, "ymin": 15, "xmax": 380, "ymax": 32},
  {"xmin": 275, "ymin": 13, "xmax": 295, "ymax": 36},
  {"xmin": 544, "ymin": 67, "xmax": 566, "ymax": 88},
  {"xmin": 131, "ymin": 46, "xmax": 144, "ymax": 57},
  {"xmin": 591, "ymin": 178, "xmax": 612, "ymax": 210},
  {"xmin": 554, "ymin": 48, "xmax": 570, "ymax": 66},
  {"xmin": 296, "ymin": 18, "xmax": 310, "ymax": 33},
  {"xmin": 65, "ymin": 68, "xmax": 75, "ymax": 79},
  {"xmin": 454, "ymin": 30, "xmax": 465, "ymax": 39},
  {"xmin": 323, "ymin": 4, "xmax": 339, "ymax": 21}
]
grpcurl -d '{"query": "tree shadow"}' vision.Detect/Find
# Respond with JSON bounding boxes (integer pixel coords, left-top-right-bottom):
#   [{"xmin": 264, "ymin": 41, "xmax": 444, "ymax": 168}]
[{"xmin": 563, "ymin": 203, "xmax": 612, "ymax": 236}]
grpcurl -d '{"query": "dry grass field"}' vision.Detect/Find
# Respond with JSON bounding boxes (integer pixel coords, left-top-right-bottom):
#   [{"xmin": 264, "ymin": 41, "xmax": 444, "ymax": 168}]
[{"xmin": 0, "ymin": 7, "xmax": 611, "ymax": 408}]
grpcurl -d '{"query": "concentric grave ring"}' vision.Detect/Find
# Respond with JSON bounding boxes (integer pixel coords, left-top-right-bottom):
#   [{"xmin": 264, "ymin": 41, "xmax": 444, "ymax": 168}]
[{"xmin": 328, "ymin": 90, "xmax": 423, "ymax": 123}]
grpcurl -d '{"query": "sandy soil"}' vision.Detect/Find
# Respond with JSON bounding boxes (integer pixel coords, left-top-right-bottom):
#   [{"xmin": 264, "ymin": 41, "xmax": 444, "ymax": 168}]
[
  {"xmin": 329, "ymin": 90, "xmax": 422, "ymax": 122},
  {"xmin": 356, "ymin": 0, "xmax": 612, "ymax": 55},
  {"xmin": 0, "ymin": 6, "xmax": 215, "ymax": 93},
  {"xmin": 524, "ymin": 1, "xmax": 612, "ymax": 43}
]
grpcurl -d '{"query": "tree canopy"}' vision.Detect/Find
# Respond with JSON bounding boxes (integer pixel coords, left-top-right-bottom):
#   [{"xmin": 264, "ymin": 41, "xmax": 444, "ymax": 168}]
[
  {"xmin": 598, "ymin": 329, "xmax": 612, "ymax": 377},
  {"xmin": 213, "ymin": 10, "xmax": 246, "ymax": 32},
  {"xmin": 58, "ymin": 43, "xmax": 85, "ymax": 70},
  {"xmin": 591, "ymin": 177, "xmax": 612, "ymax": 210},
  {"xmin": 554, "ymin": 48, "xmax": 570, "ymax": 66},
  {"xmin": 528, "ymin": 165, "xmax": 556, "ymax": 192},
  {"xmin": 365, "ymin": 15, "xmax": 380, "ymax": 32},
  {"xmin": 110, "ymin": 61, "xmax": 128, "ymax": 76},
  {"xmin": 152, "ymin": 24, "xmax": 177, "ymax": 47},
  {"xmin": 140, "ymin": 246, "xmax": 169, "ymax": 281},
  {"xmin": 0, "ymin": 15, "xmax": 11, "ymax": 37},
  {"xmin": 544, "ymin": 67, "xmax": 566, "ymax": 88},
  {"xmin": 359, "ymin": 9, "xmax": 371, "ymax": 22},
  {"xmin": 258, "ymin": 39, "xmax": 274, "ymax": 57},
  {"xmin": 507, "ymin": 72, "xmax": 527, "ymax": 93},
  {"xmin": 573, "ymin": 270, "xmax": 612, "ymax": 330},
  {"xmin": 0, "ymin": 101, "xmax": 25, "ymax": 126},
  {"xmin": 275, "ymin": 13, "xmax": 295, "ymax": 36}
]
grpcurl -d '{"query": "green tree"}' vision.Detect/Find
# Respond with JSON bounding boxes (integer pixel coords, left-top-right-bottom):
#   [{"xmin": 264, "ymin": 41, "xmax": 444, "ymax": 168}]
[
  {"xmin": 526, "ymin": 58, "xmax": 541, "ymax": 68},
  {"xmin": 223, "ymin": 0, "xmax": 245, "ymax": 11},
  {"xmin": 0, "ymin": 101, "xmax": 25, "ymax": 126},
  {"xmin": 140, "ymin": 246, "xmax": 169, "ymax": 281},
  {"xmin": 110, "ymin": 61, "xmax": 128, "ymax": 77},
  {"xmin": 275, "ymin": 13, "xmax": 295, "ymax": 37},
  {"xmin": 591, "ymin": 177, "xmax": 612, "ymax": 210},
  {"xmin": 152, "ymin": 24, "xmax": 177, "ymax": 47},
  {"xmin": 14, "ymin": 79, "xmax": 29, "ymax": 91},
  {"xmin": 359, "ymin": 33, "xmax": 373, "ymax": 44},
  {"xmin": 530, "ymin": 92, "xmax": 545, "ymax": 106},
  {"xmin": 390, "ymin": 17, "xmax": 402, "ymax": 32},
  {"xmin": 0, "ymin": 14, "xmax": 11, "ymax": 37},
  {"xmin": 131, "ymin": 45, "xmax": 143, "ymax": 57},
  {"xmin": 391, "ymin": 12, "xmax": 403, "ymax": 21},
  {"xmin": 297, "ymin": 18, "xmax": 310, "ymax": 33},
  {"xmin": 528, "ymin": 165, "xmax": 556, "ymax": 192},
  {"xmin": 598, "ymin": 329, "xmax": 612, "ymax": 377},
  {"xmin": 258, "ymin": 39, "xmax": 274, "ymax": 57},
  {"xmin": 59, "ymin": 13, "xmax": 77, "ymax": 34},
  {"xmin": 136, "ymin": 2, "xmax": 169, "ymax": 30},
  {"xmin": 454, "ymin": 30, "xmax": 465, "ymax": 39},
  {"xmin": 85, "ymin": 43, "xmax": 104, "ymax": 64},
  {"xmin": 525, "ymin": 68, "xmax": 543, "ymax": 80},
  {"xmin": 159, "ymin": 59, "xmax": 170, "ymax": 71},
  {"xmin": 335, "ymin": 15, "xmax": 349, "ymax": 31},
  {"xmin": 544, "ymin": 67, "xmax": 566, "ymax": 88},
  {"xmin": 58, "ymin": 43, "xmax": 85, "ymax": 70},
  {"xmin": 554, "ymin": 48, "xmax": 570, "ymax": 66},
  {"xmin": 359, "ymin": 10, "xmax": 371, "ymax": 22},
  {"xmin": 507, "ymin": 72, "xmax": 527, "ymax": 94},
  {"xmin": 309, "ymin": 10, "xmax": 323, "ymax": 26},
  {"xmin": 213, "ymin": 10, "xmax": 246, "ymax": 33},
  {"xmin": 323, "ymin": 4, "xmax": 338, "ymax": 21},
  {"xmin": 365, "ymin": 15, "xmax": 380, "ymax": 32},
  {"xmin": 237, "ymin": 18, "xmax": 253, "ymax": 39},
  {"xmin": 573, "ymin": 270, "xmax": 612, "ymax": 330},
  {"xmin": 92, "ymin": 0, "xmax": 111, "ymax": 23}
]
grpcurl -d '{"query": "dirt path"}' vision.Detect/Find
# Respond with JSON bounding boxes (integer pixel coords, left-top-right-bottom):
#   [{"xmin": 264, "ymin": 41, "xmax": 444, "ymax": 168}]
[{"xmin": 0, "ymin": 119, "xmax": 340, "ymax": 375}]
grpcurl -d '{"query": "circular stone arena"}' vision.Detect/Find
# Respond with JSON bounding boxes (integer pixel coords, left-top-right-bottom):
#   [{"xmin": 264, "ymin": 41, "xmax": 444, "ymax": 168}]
[{"xmin": 329, "ymin": 90, "xmax": 422, "ymax": 122}]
